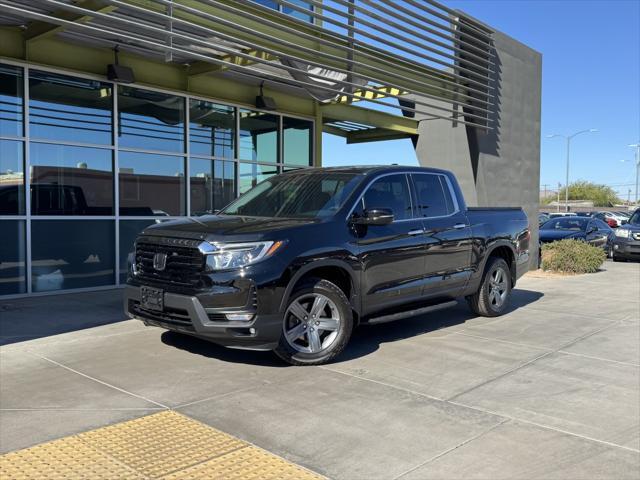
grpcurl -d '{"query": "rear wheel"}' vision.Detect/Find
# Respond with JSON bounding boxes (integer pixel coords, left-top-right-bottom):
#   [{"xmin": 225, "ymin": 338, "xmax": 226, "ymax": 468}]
[
  {"xmin": 467, "ymin": 257, "xmax": 512, "ymax": 317},
  {"xmin": 274, "ymin": 278, "xmax": 353, "ymax": 366}
]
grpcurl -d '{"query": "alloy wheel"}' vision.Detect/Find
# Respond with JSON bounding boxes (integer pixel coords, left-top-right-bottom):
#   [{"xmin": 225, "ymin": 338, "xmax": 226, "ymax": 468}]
[
  {"xmin": 284, "ymin": 293, "xmax": 341, "ymax": 354},
  {"xmin": 488, "ymin": 267, "xmax": 508, "ymax": 308}
]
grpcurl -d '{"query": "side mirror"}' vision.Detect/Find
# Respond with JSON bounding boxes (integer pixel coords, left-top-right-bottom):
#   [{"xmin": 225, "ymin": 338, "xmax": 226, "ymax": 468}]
[
  {"xmin": 351, "ymin": 207, "xmax": 394, "ymax": 226},
  {"xmin": 621, "ymin": 219, "xmax": 628, "ymax": 225}
]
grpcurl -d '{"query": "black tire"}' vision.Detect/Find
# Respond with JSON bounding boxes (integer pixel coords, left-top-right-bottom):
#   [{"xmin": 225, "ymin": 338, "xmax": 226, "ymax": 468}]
[
  {"xmin": 466, "ymin": 257, "xmax": 512, "ymax": 317},
  {"xmin": 274, "ymin": 278, "xmax": 353, "ymax": 366}
]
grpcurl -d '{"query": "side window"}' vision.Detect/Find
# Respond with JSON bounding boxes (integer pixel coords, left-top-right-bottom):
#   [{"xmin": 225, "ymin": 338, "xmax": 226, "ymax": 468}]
[
  {"xmin": 595, "ymin": 219, "xmax": 610, "ymax": 231},
  {"xmin": 362, "ymin": 174, "xmax": 412, "ymax": 221},
  {"xmin": 413, "ymin": 174, "xmax": 455, "ymax": 218}
]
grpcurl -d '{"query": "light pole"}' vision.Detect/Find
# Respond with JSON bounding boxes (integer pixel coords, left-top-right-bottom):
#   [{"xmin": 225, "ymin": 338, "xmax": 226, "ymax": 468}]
[
  {"xmin": 547, "ymin": 129, "xmax": 597, "ymax": 211},
  {"xmin": 627, "ymin": 143, "xmax": 640, "ymax": 206}
]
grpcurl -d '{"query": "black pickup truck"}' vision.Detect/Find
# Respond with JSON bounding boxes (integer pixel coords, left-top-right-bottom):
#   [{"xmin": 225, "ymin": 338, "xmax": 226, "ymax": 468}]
[{"xmin": 125, "ymin": 166, "xmax": 530, "ymax": 365}]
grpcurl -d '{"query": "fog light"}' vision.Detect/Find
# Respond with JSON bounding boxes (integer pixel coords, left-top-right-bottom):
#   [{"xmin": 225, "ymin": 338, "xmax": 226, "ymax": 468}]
[
  {"xmin": 249, "ymin": 328, "xmax": 256, "ymax": 335},
  {"xmin": 225, "ymin": 313, "xmax": 255, "ymax": 321}
]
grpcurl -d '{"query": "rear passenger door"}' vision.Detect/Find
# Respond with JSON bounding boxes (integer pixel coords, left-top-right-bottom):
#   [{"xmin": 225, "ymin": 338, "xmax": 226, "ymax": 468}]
[
  {"xmin": 353, "ymin": 174, "xmax": 428, "ymax": 314},
  {"xmin": 411, "ymin": 173, "xmax": 472, "ymax": 298}
]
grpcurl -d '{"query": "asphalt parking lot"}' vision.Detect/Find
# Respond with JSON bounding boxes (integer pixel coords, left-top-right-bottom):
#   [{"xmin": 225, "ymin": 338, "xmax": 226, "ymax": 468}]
[{"xmin": 1, "ymin": 261, "xmax": 639, "ymax": 479}]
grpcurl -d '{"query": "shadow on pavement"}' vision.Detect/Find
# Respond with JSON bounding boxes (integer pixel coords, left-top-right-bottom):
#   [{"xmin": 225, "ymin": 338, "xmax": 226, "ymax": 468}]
[{"xmin": 160, "ymin": 288, "xmax": 543, "ymax": 366}]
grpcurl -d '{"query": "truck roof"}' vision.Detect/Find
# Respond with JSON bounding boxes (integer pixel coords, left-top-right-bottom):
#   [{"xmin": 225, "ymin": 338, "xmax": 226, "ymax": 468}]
[{"xmin": 282, "ymin": 165, "xmax": 452, "ymax": 176}]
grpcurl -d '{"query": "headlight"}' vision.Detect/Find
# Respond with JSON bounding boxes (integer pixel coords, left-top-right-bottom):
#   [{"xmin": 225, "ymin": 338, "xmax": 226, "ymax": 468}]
[
  {"xmin": 615, "ymin": 229, "xmax": 630, "ymax": 238},
  {"xmin": 205, "ymin": 241, "xmax": 285, "ymax": 271}
]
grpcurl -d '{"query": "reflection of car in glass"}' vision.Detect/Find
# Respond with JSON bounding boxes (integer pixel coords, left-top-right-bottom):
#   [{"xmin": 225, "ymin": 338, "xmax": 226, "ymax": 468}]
[
  {"xmin": 539, "ymin": 216, "xmax": 614, "ymax": 255},
  {"xmin": 612, "ymin": 208, "xmax": 640, "ymax": 262},
  {"xmin": 125, "ymin": 166, "xmax": 530, "ymax": 366}
]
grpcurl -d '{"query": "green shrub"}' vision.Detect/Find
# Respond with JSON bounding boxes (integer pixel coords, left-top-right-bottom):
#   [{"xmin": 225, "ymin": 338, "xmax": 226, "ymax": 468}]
[{"xmin": 541, "ymin": 239, "xmax": 606, "ymax": 274}]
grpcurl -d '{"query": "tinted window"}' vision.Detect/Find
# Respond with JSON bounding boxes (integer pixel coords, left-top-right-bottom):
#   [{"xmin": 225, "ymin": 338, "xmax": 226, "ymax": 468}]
[
  {"xmin": 31, "ymin": 220, "xmax": 115, "ymax": 292},
  {"xmin": 363, "ymin": 174, "xmax": 412, "ymax": 220},
  {"xmin": 119, "ymin": 152, "xmax": 185, "ymax": 216},
  {"xmin": 283, "ymin": 117, "xmax": 312, "ymax": 166},
  {"xmin": 541, "ymin": 217, "xmax": 589, "ymax": 231},
  {"xmin": 190, "ymin": 158, "xmax": 235, "ymax": 215},
  {"xmin": 29, "ymin": 70, "xmax": 112, "ymax": 144},
  {"xmin": 629, "ymin": 210, "xmax": 640, "ymax": 226},
  {"xmin": 412, "ymin": 174, "xmax": 454, "ymax": 217},
  {"xmin": 118, "ymin": 86, "xmax": 184, "ymax": 152},
  {"xmin": 224, "ymin": 171, "xmax": 361, "ymax": 219},
  {"xmin": 593, "ymin": 219, "xmax": 611, "ymax": 231},
  {"xmin": 239, "ymin": 109, "xmax": 278, "ymax": 163},
  {"xmin": 0, "ymin": 220, "xmax": 26, "ymax": 295},
  {"xmin": 0, "ymin": 64, "xmax": 23, "ymax": 137},
  {"xmin": 189, "ymin": 100, "xmax": 234, "ymax": 158},
  {"xmin": 0, "ymin": 140, "xmax": 24, "ymax": 215},
  {"xmin": 30, "ymin": 143, "xmax": 113, "ymax": 215}
]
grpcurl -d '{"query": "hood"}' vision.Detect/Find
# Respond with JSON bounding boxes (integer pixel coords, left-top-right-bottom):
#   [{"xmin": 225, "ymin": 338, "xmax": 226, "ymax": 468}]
[
  {"xmin": 141, "ymin": 215, "xmax": 317, "ymax": 242},
  {"xmin": 539, "ymin": 229, "xmax": 585, "ymax": 242}
]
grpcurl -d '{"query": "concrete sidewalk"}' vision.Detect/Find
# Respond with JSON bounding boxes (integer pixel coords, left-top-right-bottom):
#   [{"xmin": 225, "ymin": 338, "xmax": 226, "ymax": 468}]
[{"xmin": 1, "ymin": 261, "xmax": 639, "ymax": 479}]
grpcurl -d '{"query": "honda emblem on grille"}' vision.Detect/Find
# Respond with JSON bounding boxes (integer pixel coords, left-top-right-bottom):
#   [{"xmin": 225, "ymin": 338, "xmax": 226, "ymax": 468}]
[{"xmin": 153, "ymin": 252, "xmax": 168, "ymax": 271}]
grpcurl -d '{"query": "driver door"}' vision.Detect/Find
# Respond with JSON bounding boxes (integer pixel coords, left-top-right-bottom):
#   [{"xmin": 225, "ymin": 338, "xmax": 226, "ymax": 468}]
[{"xmin": 352, "ymin": 174, "xmax": 428, "ymax": 315}]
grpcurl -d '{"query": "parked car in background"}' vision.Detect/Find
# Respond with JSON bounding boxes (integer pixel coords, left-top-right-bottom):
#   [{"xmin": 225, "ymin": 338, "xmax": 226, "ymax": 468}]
[
  {"xmin": 538, "ymin": 213, "xmax": 550, "ymax": 226},
  {"xmin": 593, "ymin": 211, "xmax": 626, "ymax": 228},
  {"xmin": 612, "ymin": 208, "xmax": 640, "ymax": 262},
  {"xmin": 539, "ymin": 216, "xmax": 614, "ymax": 256}
]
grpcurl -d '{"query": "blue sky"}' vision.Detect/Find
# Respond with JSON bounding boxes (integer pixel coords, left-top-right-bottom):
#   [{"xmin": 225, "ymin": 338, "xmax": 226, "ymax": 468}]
[{"xmin": 322, "ymin": 0, "xmax": 640, "ymax": 199}]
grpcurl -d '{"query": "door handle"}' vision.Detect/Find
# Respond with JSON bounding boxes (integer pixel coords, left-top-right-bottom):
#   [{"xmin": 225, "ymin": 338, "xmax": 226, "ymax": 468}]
[
  {"xmin": 453, "ymin": 223, "xmax": 468, "ymax": 229},
  {"xmin": 408, "ymin": 229, "xmax": 425, "ymax": 236}
]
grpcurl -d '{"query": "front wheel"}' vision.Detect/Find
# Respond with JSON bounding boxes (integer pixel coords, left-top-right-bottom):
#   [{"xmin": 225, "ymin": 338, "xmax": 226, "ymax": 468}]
[
  {"xmin": 467, "ymin": 257, "xmax": 512, "ymax": 317},
  {"xmin": 274, "ymin": 278, "xmax": 353, "ymax": 366}
]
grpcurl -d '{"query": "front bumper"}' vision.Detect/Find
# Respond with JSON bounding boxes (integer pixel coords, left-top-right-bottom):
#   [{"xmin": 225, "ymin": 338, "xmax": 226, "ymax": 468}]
[
  {"xmin": 124, "ymin": 285, "xmax": 282, "ymax": 350},
  {"xmin": 612, "ymin": 239, "xmax": 640, "ymax": 259}
]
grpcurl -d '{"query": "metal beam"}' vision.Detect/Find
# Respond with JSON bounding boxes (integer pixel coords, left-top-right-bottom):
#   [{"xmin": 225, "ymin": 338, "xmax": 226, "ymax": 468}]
[
  {"xmin": 189, "ymin": 50, "xmax": 278, "ymax": 77},
  {"xmin": 24, "ymin": 0, "xmax": 116, "ymax": 43},
  {"xmin": 321, "ymin": 103, "xmax": 418, "ymax": 135},
  {"xmin": 338, "ymin": 86, "xmax": 408, "ymax": 104},
  {"xmin": 346, "ymin": 129, "xmax": 414, "ymax": 144},
  {"xmin": 322, "ymin": 125, "xmax": 348, "ymax": 138}
]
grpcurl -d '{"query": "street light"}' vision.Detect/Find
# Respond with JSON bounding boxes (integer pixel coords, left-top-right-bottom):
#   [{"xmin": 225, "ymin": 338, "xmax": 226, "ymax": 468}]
[
  {"xmin": 626, "ymin": 143, "xmax": 640, "ymax": 206},
  {"xmin": 547, "ymin": 129, "xmax": 598, "ymax": 212}
]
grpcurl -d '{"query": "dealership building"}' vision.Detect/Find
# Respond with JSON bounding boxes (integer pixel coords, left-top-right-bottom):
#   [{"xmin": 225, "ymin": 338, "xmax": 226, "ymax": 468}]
[{"xmin": 0, "ymin": 0, "xmax": 541, "ymax": 297}]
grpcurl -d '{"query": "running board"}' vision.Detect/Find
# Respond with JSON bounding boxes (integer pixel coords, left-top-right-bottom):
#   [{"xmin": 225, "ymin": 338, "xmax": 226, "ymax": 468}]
[{"xmin": 366, "ymin": 300, "xmax": 458, "ymax": 325}]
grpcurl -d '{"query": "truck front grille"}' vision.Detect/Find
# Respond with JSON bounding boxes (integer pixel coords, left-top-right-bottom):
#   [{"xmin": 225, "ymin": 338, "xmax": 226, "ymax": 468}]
[{"xmin": 135, "ymin": 236, "xmax": 205, "ymax": 288}]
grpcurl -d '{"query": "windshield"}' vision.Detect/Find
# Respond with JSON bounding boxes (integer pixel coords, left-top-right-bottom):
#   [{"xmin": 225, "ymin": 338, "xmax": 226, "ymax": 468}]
[
  {"xmin": 541, "ymin": 217, "xmax": 589, "ymax": 231},
  {"xmin": 221, "ymin": 171, "xmax": 362, "ymax": 219},
  {"xmin": 628, "ymin": 210, "xmax": 640, "ymax": 226}
]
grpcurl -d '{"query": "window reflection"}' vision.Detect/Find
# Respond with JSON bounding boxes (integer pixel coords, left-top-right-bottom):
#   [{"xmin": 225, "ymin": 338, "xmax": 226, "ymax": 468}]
[
  {"xmin": 0, "ymin": 220, "xmax": 26, "ymax": 295},
  {"xmin": 283, "ymin": 117, "xmax": 312, "ymax": 166},
  {"xmin": 189, "ymin": 100, "xmax": 235, "ymax": 158},
  {"xmin": 31, "ymin": 220, "xmax": 114, "ymax": 292},
  {"xmin": 239, "ymin": 162, "xmax": 277, "ymax": 195},
  {"xmin": 29, "ymin": 70, "xmax": 112, "ymax": 145},
  {"xmin": 118, "ymin": 86, "xmax": 185, "ymax": 152},
  {"xmin": 119, "ymin": 151, "xmax": 185, "ymax": 216},
  {"xmin": 0, "ymin": 64, "xmax": 23, "ymax": 138},
  {"xmin": 190, "ymin": 158, "xmax": 235, "ymax": 215},
  {"xmin": 239, "ymin": 109, "xmax": 278, "ymax": 163},
  {"xmin": 119, "ymin": 220, "xmax": 155, "ymax": 283},
  {"xmin": 30, "ymin": 143, "xmax": 113, "ymax": 215},
  {"xmin": 0, "ymin": 140, "xmax": 25, "ymax": 215},
  {"xmin": 283, "ymin": 0, "xmax": 314, "ymax": 22}
]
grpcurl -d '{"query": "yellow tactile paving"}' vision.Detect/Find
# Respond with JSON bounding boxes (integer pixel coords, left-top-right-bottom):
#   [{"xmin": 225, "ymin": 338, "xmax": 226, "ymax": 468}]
[{"xmin": 0, "ymin": 411, "xmax": 324, "ymax": 480}]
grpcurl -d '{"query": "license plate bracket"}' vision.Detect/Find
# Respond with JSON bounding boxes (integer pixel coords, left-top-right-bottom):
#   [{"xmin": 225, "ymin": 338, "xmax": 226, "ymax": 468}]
[{"xmin": 141, "ymin": 286, "xmax": 164, "ymax": 311}]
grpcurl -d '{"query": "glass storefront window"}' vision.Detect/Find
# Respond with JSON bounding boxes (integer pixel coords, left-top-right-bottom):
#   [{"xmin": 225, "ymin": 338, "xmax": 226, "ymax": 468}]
[
  {"xmin": 189, "ymin": 100, "xmax": 235, "ymax": 158},
  {"xmin": 30, "ymin": 143, "xmax": 113, "ymax": 215},
  {"xmin": 283, "ymin": 0, "xmax": 314, "ymax": 22},
  {"xmin": 0, "ymin": 64, "xmax": 23, "ymax": 138},
  {"xmin": 239, "ymin": 109, "xmax": 278, "ymax": 163},
  {"xmin": 119, "ymin": 219, "xmax": 156, "ymax": 283},
  {"xmin": 31, "ymin": 220, "xmax": 115, "ymax": 292},
  {"xmin": 239, "ymin": 162, "xmax": 278, "ymax": 195},
  {"xmin": 118, "ymin": 86, "xmax": 185, "ymax": 152},
  {"xmin": 190, "ymin": 158, "xmax": 235, "ymax": 215},
  {"xmin": 0, "ymin": 220, "xmax": 27, "ymax": 295},
  {"xmin": 283, "ymin": 117, "xmax": 312, "ymax": 166},
  {"xmin": 119, "ymin": 151, "xmax": 185, "ymax": 216},
  {"xmin": 29, "ymin": 70, "xmax": 112, "ymax": 145},
  {"xmin": 0, "ymin": 140, "xmax": 25, "ymax": 215}
]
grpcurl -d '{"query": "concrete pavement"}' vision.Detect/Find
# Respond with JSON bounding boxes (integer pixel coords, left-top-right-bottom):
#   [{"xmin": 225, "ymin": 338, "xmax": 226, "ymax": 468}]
[{"xmin": 1, "ymin": 261, "xmax": 639, "ymax": 479}]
